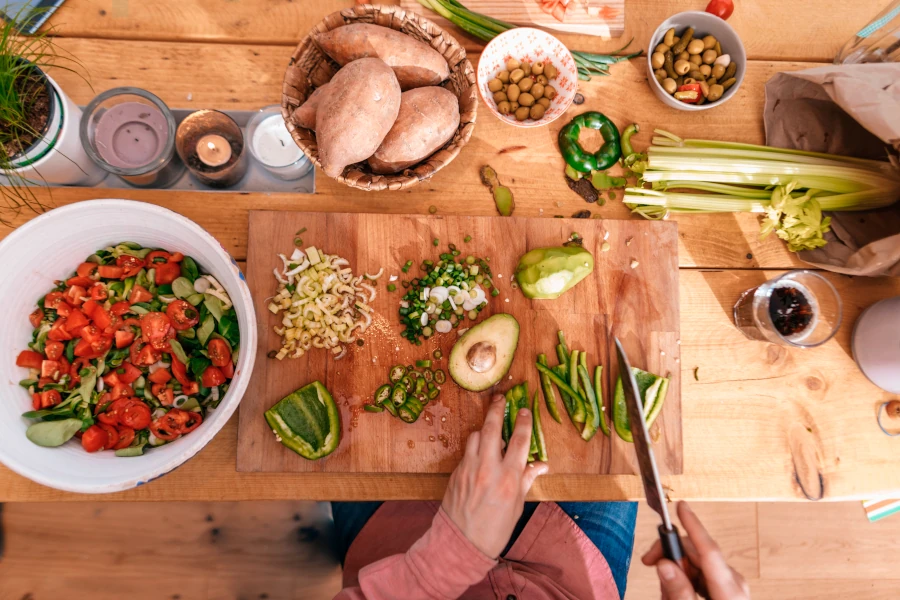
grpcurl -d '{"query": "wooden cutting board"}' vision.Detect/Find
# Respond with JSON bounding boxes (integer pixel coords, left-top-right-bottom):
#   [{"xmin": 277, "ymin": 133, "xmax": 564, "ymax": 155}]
[
  {"xmin": 236, "ymin": 211, "xmax": 681, "ymax": 475},
  {"xmin": 400, "ymin": 0, "xmax": 625, "ymax": 38}
]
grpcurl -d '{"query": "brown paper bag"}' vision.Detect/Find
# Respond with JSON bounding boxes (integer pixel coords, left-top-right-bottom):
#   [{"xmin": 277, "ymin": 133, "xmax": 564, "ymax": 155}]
[{"xmin": 764, "ymin": 64, "xmax": 900, "ymax": 276}]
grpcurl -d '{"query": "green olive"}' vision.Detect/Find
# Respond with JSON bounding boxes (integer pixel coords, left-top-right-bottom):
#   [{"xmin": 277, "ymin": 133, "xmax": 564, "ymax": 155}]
[
  {"xmin": 514, "ymin": 106, "xmax": 530, "ymax": 121},
  {"xmin": 702, "ymin": 35, "xmax": 717, "ymax": 50},
  {"xmin": 488, "ymin": 78, "xmax": 503, "ymax": 92},
  {"xmin": 711, "ymin": 64, "xmax": 726, "ymax": 80},
  {"xmin": 510, "ymin": 101, "xmax": 519, "ymax": 111},
  {"xmin": 497, "ymin": 100, "xmax": 511, "ymax": 114},
  {"xmin": 543, "ymin": 85, "xmax": 557, "ymax": 100},
  {"xmin": 544, "ymin": 63, "xmax": 558, "ymax": 79},
  {"xmin": 536, "ymin": 74, "xmax": 549, "ymax": 85},
  {"xmin": 531, "ymin": 82, "xmax": 544, "ymax": 99},
  {"xmin": 699, "ymin": 64, "xmax": 712, "ymax": 77},
  {"xmin": 655, "ymin": 42, "xmax": 671, "ymax": 54},
  {"xmin": 529, "ymin": 104, "xmax": 546, "ymax": 120},
  {"xmin": 498, "ymin": 70, "xmax": 510, "ymax": 83},
  {"xmin": 689, "ymin": 54, "xmax": 702, "ymax": 66},
  {"xmin": 509, "ymin": 68, "xmax": 525, "ymax": 83},
  {"xmin": 518, "ymin": 77, "xmax": 533, "ymax": 92},
  {"xmin": 521, "ymin": 61, "xmax": 532, "ymax": 76},
  {"xmin": 707, "ymin": 84, "xmax": 724, "ymax": 102},
  {"xmin": 507, "ymin": 83, "xmax": 520, "ymax": 102},
  {"xmin": 702, "ymin": 49, "xmax": 717, "ymax": 65},
  {"xmin": 518, "ymin": 92, "xmax": 535, "ymax": 107},
  {"xmin": 663, "ymin": 27, "xmax": 676, "ymax": 47},
  {"xmin": 661, "ymin": 77, "xmax": 677, "ymax": 95},
  {"xmin": 651, "ymin": 52, "xmax": 666, "ymax": 69},
  {"xmin": 678, "ymin": 51, "xmax": 690, "ymax": 62},
  {"xmin": 707, "ymin": 76, "xmax": 717, "ymax": 86},
  {"xmin": 673, "ymin": 59, "xmax": 692, "ymax": 75},
  {"xmin": 506, "ymin": 58, "xmax": 520, "ymax": 71},
  {"xmin": 683, "ymin": 77, "xmax": 697, "ymax": 85},
  {"xmin": 492, "ymin": 91, "xmax": 507, "ymax": 103},
  {"xmin": 654, "ymin": 68, "xmax": 667, "ymax": 82},
  {"xmin": 687, "ymin": 39, "xmax": 705, "ymax": 55},
  {"xmin": 537, "ymin": 97, "xmax": 550, "ymax": 108},
  {"xmin": 532, "ymin": 61, "xmax": 544, "ymax": 75},
  {"xmin": 688, "ymin": 70, "xmax": 707, "ymax": 81}
]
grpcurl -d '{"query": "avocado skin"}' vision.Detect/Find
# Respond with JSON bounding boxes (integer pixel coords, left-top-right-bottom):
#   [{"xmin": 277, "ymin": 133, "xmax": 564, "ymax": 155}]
[{"xmin": 448, "ymin": 314, "xmax": 520, "ymax": 392}]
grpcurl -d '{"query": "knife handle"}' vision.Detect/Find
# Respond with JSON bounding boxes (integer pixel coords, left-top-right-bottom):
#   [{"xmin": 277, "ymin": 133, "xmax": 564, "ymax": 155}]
[{"xmin": 658, "ymin": 524, "xmax": 711, "ymax": 599}]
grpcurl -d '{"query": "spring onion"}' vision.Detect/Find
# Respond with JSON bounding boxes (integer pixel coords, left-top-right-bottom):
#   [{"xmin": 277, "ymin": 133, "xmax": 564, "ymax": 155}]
[
  {"xmin": 623, "ymin": 130, "xmax": 900, "ymax": 252},
  {"xmin": 416, "ymin": 0, "xmax": 641, "ymax": 80}
]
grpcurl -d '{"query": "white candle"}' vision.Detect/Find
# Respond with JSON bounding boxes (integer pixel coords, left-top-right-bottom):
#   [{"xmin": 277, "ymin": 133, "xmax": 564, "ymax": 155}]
[
  {"xmin": 196, "ymin": 134, "xmax": 232, "ymax": 167},
  {"xmin": 250, "ymin": 115, "xmax": 304, "ymax": 168}
]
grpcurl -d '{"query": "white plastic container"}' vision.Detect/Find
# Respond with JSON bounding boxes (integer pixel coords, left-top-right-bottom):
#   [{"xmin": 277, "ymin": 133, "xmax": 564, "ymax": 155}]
[
  {"xmin": 0, "ymin": 200, "xmax": 256, "ymax": 493},
  {"xmin": 1, "ymin": 71, "xmax": 106, "ymax": 187}
]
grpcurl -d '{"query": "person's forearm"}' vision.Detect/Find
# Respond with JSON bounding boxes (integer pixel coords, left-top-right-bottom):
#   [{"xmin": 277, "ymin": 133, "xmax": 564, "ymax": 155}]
[{"xmin": 335, "ymin": 508, "xmax": 497, "ymax": 600}]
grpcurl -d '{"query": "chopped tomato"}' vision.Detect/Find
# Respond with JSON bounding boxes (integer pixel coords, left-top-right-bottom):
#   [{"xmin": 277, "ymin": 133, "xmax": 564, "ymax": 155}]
[
  {"xmin": 113, "ymin": 426, "xmax": 135, "ymax": 450},
  {"xmin": 149, "ymin": 419, "xmax": 180, "ymax": 441},
  {"xmin": 90, "ymin": 283, "xmax": 108, "ymax": 302},
  {"xmin": 32, "ymin": 393, "xmax": 41, "ymax": 411},
  {"xmin": 98, "ymin": 265, "xmax": 124, "ymax": 279},
  {"xmin": 154, "ymin": 261, "xmax": 181, "ymax": 285},
  {"xmin": 73, "ymin": 338, "xmax": 94, "ymax": 358},
  {"xmin": 116, "ymin": 254, "xmax": 145, "ymax": 278},
  {"xmin": 66, "ymin": 276, "xmax": 95, "ymax": 288},
  {"xmin": 29, "ymin": 308, "xmax": 44, "ymax": 328},
  {"xmin": 148, "ymin": 368, "xmax": 172, "ymax": 384},
  {"xmin": 65, "ymin": 285, "xmax": 87, "ymax": 307},
  {"xmin": 39, "ymin": 389, "xmax": 62, "ymax": 409},
  {"xmin": 44, "ymin": 341, "xmax": 65, "ymax": 361},
  {"xmin": 170, "ymin": 356, "xmax": 191, "ymax": 387},
  {"xmin": 153, "ymin": 383, "xmax": 175, "ymax": 406},
  {"xmin": 145, "ymin": 250, "xmax": 171, "ymax": 265},
  {"xmin": 102, "ymin": 372, "xmax": 120, "ymax": 388},
  {"xmin": 141, "ymin": 312, "xmax": 173, "ymax": 350},
  {"xmin": 115, "ymin": 328, "xmax": 136, "ymax": 349},
  {"xmin": 169, "ymin": 252, "xmax": 184, "ymax": 263},
  {"xmin": 179, "ymin": 410, "xmax": 202, "ymax": 433},
  {"xmin": 166, "ymin": 300, "xmax": 199, "ymax": 331},
  {"xmin": 207, "ymin": 339, "xmax": 232, "ymax": 368},
  {"xmin": 201, "ymin": 366, "xmax": 226, "ymax": 388},
  {"xmin": 41, "ymin": 360, "xmax": 61, "ymax": 379},
  {"xmin": 129, "ymin": 284, "xmax": 153, "ymax": 304},
  {"xmin": 182, "ymin": 380, "xmax": 199, "ymax": 395},
  {"xmin": 82, "ymin": 300, "xmax": 100, "ymax": 318},
  {"xmin": 76, "ymin": 262, "xmax": 98, "ymax": 278},
  {"xmin": 97, "ymin": 410, "xmax": 118, "ymax": 426},
  {"xmin": 43, "ymin": 292, "xmax": 66, "ymax": 310},
  {"xmin": 92, "ymin": 308, "xmax": 113, "ymax": 331},
  {"xmin": 116, "ymin": 362, "xmax": 143, "ymax": 385},
  {"xmin": 64, "ymin": 309, "xmax": 90, "ymax": 333},
  {"xmin": 118, "ymin": 400, "xmax": 151, "ymax": 430},
  {"xmin": 37, "ymin": 376, "xmax": 55, "ymax": 389},
  {"xmin": 221, "ymin": 359, "xmax": 234, "ymax": 379},
  {"xmin": 110, "ymin": 301, "xmax": 132, "ymax": 317},
  {"xmin": 16, "ymin": 350, "xmax": 44, "ymax": 370},
  {"xmin": 135, "ymin": 343, "xmax": 161, "ymax": 367},
  {"xmin": 48, "ymin": 320, "xmax": 73, "ymax": 342},
  {"xmin": 54, "ymin": 302, "xmax": 72, "ymax": 317},
  {"xmin": 98, "ymin": 423, "xmax": 119, "ymax": 450},
  {"xmin": 81, "ymin": 425, "xmax": 109, "ymax": 452},
  {"xmin": 110, "ymin": 383, "xmax": 134, "ymax": 400},
  {"xmin": 80, "ymin": 325, "xmax": 103, "ymax": 344},
  {"xmin": 90, "ymin": 336, "xmax": 113, "ymax": 357}
]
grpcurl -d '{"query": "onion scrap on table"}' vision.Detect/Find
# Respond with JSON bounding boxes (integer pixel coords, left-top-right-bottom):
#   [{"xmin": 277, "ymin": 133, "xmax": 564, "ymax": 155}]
[{"xmin": 268, "ymin": 246, "xmax": 380, "ymax": 360}]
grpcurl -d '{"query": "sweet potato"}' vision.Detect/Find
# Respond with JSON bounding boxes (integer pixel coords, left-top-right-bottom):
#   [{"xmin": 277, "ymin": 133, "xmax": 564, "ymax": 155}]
[
  {"xmin": 314, "ymin": 24, "xmax": 449, "ymax": 91},
  {"xmin": 315, "ymin": 58, "xmax": 401, "ymax": 179},
  {"xmin": 368, "ymin": 87, "xmax": 460, "ymax": 174},
  {"xmin": 291, "ymin": 83, "xmax": 330, "ymax": 130}
]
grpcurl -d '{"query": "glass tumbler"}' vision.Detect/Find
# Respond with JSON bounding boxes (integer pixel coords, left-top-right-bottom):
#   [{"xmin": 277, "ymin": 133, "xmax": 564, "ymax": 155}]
[
  {"xmin": 732, "ymin": 270, "xmax": 843, "ymax": 348},
  {"xmin": 834, "ymin": 1, "xmax": 900, "ymax": 64}
]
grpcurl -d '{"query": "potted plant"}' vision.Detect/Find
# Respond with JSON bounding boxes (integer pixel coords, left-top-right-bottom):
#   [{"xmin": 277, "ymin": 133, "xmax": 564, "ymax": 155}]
[{"xmin": 0, "ymin": 5, "xmax": 105, "ymax": 225}]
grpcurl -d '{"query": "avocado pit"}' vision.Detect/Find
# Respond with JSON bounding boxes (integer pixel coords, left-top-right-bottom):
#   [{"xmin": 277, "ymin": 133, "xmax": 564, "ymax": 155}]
[{"xmin": 466, "ymin": 341, "xmax": 496, "ymax": 373}]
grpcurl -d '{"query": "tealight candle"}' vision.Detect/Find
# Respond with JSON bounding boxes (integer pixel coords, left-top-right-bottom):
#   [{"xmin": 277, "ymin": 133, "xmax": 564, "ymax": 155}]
[
  {"xmin": 246, "ymin": 106, "xmax": 311, "ymax": 181},
  {"xmin": 196, "ymin": 134, "xmax": 232, "ymax": 167}
]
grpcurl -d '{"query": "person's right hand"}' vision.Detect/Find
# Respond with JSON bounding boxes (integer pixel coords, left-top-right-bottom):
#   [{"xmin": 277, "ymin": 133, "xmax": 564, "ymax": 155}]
[
  {"xmin": 441, "ymin": 394, "xmax": 549, "ymax": 559},
  {"xmin": 641, "ymin": 501, "xmax": 750, "ymax": 600}
]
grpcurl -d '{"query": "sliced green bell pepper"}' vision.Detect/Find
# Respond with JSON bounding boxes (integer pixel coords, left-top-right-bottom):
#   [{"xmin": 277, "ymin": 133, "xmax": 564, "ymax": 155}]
[
  {"xmin": 265, "ymin": 381, "xmax": 341, "ymax": 460},
  {"xmin": 558, "ymin": 112, "xmax": 622, "ymax": 174}
]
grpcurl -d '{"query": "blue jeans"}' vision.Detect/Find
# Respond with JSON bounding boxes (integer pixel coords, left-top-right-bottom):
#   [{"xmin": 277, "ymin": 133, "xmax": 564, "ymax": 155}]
[{"xmin": 331, "ymin": 501, "xmax": 637, "ymax": 599}]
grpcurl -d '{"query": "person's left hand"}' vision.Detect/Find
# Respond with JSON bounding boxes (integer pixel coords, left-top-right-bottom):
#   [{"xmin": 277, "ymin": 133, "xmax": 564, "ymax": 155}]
[{"xmin": 441, "ymin": 394, "xmax": 549, "ymax": 559}]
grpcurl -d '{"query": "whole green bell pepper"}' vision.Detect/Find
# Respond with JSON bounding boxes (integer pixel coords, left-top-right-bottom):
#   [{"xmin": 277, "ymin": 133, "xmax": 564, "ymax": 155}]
[{"xmin": 558, "ymin": 112, "xmax": 622, "ymax": 174}]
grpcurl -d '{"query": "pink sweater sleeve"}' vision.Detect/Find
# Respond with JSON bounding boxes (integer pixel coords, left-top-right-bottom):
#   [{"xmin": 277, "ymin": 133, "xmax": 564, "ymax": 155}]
[{"xmin": 334, "ymin": 507, "xmax": 498, "ymax": 600}]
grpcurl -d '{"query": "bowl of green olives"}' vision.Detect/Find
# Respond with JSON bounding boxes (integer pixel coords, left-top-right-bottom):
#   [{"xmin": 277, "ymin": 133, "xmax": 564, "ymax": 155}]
[
  {"xmin": 647, "ymin": 11, "xmax": 745, "ymax": 111},
  {"xmin": 477, "ymin": 27, "xmax": 577, "ymax": 128}
]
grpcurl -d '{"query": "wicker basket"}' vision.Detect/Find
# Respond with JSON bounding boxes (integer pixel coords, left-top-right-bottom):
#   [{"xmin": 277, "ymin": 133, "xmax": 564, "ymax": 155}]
[{"xmin": 281, "ymin": 4, "xmax": 477, "ymax": 192}]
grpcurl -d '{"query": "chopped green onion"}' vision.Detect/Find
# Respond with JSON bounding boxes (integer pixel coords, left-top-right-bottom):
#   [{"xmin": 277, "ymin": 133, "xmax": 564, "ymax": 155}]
[
  {"xmin": 464, "ymin": 235, "xmax": 472, "ymax": 243},
  {"xmin": 387, "ymin": 284, "xmax": 396, "ymax": 292}
]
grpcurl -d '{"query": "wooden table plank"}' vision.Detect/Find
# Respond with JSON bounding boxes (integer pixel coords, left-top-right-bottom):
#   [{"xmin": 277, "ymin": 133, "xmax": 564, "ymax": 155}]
[
  {"xmin": 47, "ymin": 0, "xmax": 879, "ymax": 63},
  {"xmin": 2, "ymin": 37, "xmax": 818, "ymax": 270},
  {"xmin": 2, "ymin": 268, "xmax": 898, "ymax": 502}
]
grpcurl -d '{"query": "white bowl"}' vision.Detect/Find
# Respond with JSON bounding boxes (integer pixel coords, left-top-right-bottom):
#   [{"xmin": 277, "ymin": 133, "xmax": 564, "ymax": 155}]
[
  {"xmin": 0, "ymin": 200, "xmax": 256, "ymax": 493},
  {"xmin": 647, "ymin": 11, "xmax": 746, "ymax": 111},
  {"xmin": 477, "ymin": 27, "xmax": 577, "ymax": 128}
]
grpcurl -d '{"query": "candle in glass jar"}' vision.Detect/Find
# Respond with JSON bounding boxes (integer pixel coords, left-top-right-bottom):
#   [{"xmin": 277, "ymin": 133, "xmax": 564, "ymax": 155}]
[
  {"xmin": 251, "ymin": 115, "xmax": 304, "ymax": 167},
  {"xmin": 94, "ymin": 102, "xmax": 169, "ymax": 168},
  {"xmin": 196, "ymin": 134, "xmax": 232, "ymax": 167}
]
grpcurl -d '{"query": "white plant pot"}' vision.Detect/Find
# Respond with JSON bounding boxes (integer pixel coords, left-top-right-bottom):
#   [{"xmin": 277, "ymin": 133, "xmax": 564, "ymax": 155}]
[{"xmin": 2, "ymin": 70, "xmax": 106, "ymax": 187}]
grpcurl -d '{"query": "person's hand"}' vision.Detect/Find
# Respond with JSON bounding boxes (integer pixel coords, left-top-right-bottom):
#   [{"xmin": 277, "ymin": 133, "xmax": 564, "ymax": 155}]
[
  {"xmin": 441, "ymin": 394, "xmax": 549, "ymax": 558},
  {"xmin": 642, "ymin": 501, "xmax": 750, "ymax": 600}
]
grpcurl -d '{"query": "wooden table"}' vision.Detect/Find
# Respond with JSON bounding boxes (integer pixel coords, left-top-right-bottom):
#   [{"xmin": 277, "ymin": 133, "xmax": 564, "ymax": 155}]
[{"xmin": 1, "ymin": 0, "xmax": 898, "ymax": 502}]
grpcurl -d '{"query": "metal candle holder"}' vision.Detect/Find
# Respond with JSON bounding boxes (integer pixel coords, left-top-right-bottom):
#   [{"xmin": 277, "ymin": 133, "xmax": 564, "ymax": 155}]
[{"xmin": 175, "ymin": 109, "xmax": 248, "ymax": 188}]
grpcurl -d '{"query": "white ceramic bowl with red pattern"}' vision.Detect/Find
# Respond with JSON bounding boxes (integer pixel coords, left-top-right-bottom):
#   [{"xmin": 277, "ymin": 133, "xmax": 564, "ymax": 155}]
[{"xmin": 477, "ymin": 28, "xmax": 576, "ymax": 128}]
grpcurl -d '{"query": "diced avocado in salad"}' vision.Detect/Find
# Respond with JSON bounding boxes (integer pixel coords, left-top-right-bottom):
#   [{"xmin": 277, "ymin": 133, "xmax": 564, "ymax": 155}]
[{"xmin": 14, "ymin": 242, "xmax": 240, "ymax": 456}]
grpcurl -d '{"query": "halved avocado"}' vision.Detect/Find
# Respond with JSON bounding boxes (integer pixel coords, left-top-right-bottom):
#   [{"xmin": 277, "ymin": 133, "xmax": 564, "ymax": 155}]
[
  {"xmin": 514, "ymin": 246, "xmax": 594, "ymax": 300},
  {"xmin": 449, "ymin": 314, "xmax": 519, "ymax": 392}
]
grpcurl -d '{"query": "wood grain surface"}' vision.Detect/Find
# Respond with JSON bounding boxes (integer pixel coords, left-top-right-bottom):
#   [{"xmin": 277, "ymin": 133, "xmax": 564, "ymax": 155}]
[
  {"xmin": 400, "ymin": 0, "xmax": 626, "ymax": 37},
  {"xmin": 237, "ymin": 212, "xmax": 682, "ymax": 475}
]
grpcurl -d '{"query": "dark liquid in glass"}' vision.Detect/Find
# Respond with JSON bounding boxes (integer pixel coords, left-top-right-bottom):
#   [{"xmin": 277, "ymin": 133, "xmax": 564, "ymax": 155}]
[{"xmin": 769, "ymin": 286, "xmax": 813, "ymax": 337}]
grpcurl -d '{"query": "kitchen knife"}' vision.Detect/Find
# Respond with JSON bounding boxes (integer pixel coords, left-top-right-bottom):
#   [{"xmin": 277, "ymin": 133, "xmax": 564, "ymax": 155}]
[{"xmin": 614, "ymin": 337, "xmax": 708, "ymax": 597}]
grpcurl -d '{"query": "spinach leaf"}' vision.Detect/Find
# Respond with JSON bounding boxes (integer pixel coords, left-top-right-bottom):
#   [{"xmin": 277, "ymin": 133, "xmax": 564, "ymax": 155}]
[
  {"xmin": 197, "ymin": 315, "xmax": 215, "ymax": 346},
  {"xmin": 78, "ymin": 367, "xmax": 98, "ymax": 406},
  {"xmin": 172, "ymin": 277, "xmax": 195, "ymax": 300},
  {"xmin": 19, "ymin": 378, "xmax": 37, "ymax": 389},
  {"xmin": 204, "ymin": 295, "xmax": 224, "ymax": 322},
  {"xmin": 65, "ymin": 338, "xmax": 78, "ymax": 362},
  {"xmin": 168, "ymin": 339, "xmax": 189, "ymax": 365},
  {"xmin": 181, "ymin": 256, "xmax": 200, "ymax": 282},
  {"xmin": 218, "ymin": 313, "xmax": 241, "ymax": 347},
  {"xmin": 22, "ymin": 408, "xmax": 76, "ymax": 419},
  {"xmin": 25, "ymin": 419, "xmax": 82, "ymax": 447},
  {"xmin": 190, "ymin": 356, "xmax": 211, "ymax": 380}
]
